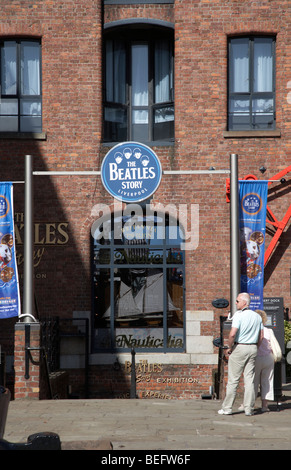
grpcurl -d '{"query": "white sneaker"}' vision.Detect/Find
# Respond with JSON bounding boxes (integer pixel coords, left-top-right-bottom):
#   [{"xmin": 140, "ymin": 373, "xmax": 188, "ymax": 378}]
[{"xmin": 218, "ymin": 409, "xmax": 232, "ymax": 415}]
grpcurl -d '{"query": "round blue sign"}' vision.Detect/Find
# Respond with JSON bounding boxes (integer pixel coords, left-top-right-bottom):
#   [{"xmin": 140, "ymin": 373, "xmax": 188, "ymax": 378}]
[
  {"xmin": 101, "ymin": 142, "xmax": 162, "ymax": 203},
  {"xmin": 241, "ymin": 193, "xmax": 262, "ymax": 215}
]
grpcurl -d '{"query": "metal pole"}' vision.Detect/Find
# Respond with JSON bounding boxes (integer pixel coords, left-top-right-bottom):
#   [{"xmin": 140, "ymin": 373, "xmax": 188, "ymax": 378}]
[
  {"xmin": 23, "ymin": 155, "xmax": 34, "ymax": 323},
  {"xmin": 230, "ymin": 154, "xmax": 240, "ymax": 316},
  {"xmin": 33, "ymin": 170, "xmax": 231, "ymax": 176},
  {"xmin": 130, "ymin": 348, "xmax": 136, "ymax": 399}
]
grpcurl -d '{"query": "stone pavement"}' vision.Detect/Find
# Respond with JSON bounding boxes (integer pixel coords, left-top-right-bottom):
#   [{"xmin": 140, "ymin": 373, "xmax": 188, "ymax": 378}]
[{"xmin": 3, "ymin": 384, "xmax": 291, "ymax": 451}]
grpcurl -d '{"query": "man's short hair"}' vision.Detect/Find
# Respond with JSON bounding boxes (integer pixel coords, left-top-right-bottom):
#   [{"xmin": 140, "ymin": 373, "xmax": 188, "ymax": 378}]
[{"xmin": 240, "ymin": 292, "xmax": 251, "ymax": 306}]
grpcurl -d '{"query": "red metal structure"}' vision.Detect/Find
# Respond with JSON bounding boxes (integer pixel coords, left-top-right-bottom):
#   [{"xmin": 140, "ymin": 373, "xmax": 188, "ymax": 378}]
[
  {"xmin": 226, "ymin": 165, "xmax": 291, "ymax": 266},
  {"xmin": 261, "ymin": 166, "xmax": 291, "ymax": 266}
]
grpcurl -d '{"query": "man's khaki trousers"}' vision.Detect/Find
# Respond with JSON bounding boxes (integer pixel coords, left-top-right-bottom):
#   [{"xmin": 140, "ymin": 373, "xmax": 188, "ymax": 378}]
[{"xmin": 222, "ymin": 344, "xmax": 258, "ymax": 414}]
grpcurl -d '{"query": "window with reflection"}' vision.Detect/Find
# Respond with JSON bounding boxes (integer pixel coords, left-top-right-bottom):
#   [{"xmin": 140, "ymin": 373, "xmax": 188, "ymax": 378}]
[
  {"xmin": 228, "ymin": 36, "xmax": 275, "ymax": 130},
  {"xmin": 103, "ymin": 25, "xmax": 174, "ymax": 143},
  {"xmin": 0, "ymin": 39, "xmax": 42, "ymax": 133},
  {"xmin": 92, "ymin": 211, "xmax": 185, "ymax": 352}
]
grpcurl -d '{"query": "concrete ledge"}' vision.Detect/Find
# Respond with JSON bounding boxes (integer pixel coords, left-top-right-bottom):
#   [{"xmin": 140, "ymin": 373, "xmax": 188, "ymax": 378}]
[
  {"xmin": 186, "ymin": 321, "xmax": 200, "ymax": 335},
  {"xmin": 186, "ymin": 310, "xmax": 214, "ymax": 321},
  {"xmin": 90, "ymin": 352, "xmax": 192, "ymax": 365},
  {"xmin": 0, "ymin": 132, "xmax": 47, "ymax": 140},
  {"xmin": 186, "ymin": 336, "xmax": 213, "ymax": 354},
  {"xmin": 223, "ymin": 129, "xmax": 281, "ymax": 138},
  {"xmin": 190, "ymin": 353, "xmax": 218, "ymax": 365},
  {"xmin": 89, "ymin": 351, "xmax": 218, "ymax": 366}
]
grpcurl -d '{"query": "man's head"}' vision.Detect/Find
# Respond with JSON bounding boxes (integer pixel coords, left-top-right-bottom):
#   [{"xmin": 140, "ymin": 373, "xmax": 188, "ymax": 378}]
[{"xmin": 235, "ymin": 292, "xmax": 250, "ymax": 310}]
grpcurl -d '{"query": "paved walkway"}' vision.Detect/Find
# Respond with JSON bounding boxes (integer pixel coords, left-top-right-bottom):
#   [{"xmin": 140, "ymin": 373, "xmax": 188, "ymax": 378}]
[{"xmin": 3, "ymin": 384, "xmax": 291, "ymax": 450}]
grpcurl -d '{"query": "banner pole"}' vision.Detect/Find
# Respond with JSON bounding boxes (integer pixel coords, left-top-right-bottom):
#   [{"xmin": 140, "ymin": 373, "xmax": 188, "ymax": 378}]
[
  {"xmin": 23, "ymin": 155, "xmax": 35, "ymax": 323},
  {"xmin": 230, "ymin": 153, "xmax": 240, "ymax": 316}
]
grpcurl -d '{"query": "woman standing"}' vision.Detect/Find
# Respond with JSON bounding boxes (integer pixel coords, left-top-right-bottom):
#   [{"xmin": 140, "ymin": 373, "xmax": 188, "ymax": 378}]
[{"xmin": 254, "ymin": 310, "xmax": 275, "ymax": 412}]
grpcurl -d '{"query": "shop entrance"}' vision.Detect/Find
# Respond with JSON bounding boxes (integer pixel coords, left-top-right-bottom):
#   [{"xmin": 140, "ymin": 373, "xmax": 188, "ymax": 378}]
[{"xmin": 91, "ymin": 211, "xmax": 185, "ymax": 353}]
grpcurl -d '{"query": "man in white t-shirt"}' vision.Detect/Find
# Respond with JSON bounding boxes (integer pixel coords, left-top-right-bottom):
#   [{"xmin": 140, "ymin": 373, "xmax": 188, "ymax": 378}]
[{"xmin": 218, "ymin": 292, "xmax": 263, "ymax": 416}]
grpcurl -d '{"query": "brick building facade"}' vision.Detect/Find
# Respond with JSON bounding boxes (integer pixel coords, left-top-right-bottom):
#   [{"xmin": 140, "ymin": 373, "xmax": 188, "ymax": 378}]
[{"xmin": 0, "ymin": 0, "xmax": 290, "ymax": 399}]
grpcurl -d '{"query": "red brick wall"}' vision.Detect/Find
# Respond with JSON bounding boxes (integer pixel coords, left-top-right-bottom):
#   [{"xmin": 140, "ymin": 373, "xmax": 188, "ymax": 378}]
[
  {"xmin": 102, "ymin": 0, "xmax": 291, "ymax": 311},
  {"xmin": 71, "ymin": 364, "xmax": 215, "ymax": 399},
  {"xmin": 14, "ymin": 323, "xmax": 40, "ymax": 399},
  {"xmin": 0, "ymin": 0, "xmax": 289, "ymax": 399}
]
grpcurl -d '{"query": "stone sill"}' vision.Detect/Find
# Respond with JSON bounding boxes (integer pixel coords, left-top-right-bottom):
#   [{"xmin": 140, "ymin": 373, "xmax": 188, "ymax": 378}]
[
  {"xmin": 89, "ymin": 352, "xmax": 218, "ymax": 366},
  {"xmin": 223, "ymin": 129, "xmax": 281, "ymax": 138},
  {"xmin": 102, "ymin": 140, "xmax": 174, "ymax": 147},
  {"xmin": 0, "ymin": 132, "xmax": 47, "ymax": 140}
]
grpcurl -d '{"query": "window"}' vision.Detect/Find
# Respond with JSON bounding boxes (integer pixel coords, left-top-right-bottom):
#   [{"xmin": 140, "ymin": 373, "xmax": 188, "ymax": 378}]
[
  {"xmin": 103, "ymin": 26, "xmax": 174, "ymax": 143},
  {"xmin": 0, "ymin": 39, "xmax": 41, "ymax": 133},
  {"xmin": 92, "ymin": 211, "xmax": 185, "ymax": 352},
  {"xmin": 228, "ymin": 36, "xmax": 275, "ymax": 131}
]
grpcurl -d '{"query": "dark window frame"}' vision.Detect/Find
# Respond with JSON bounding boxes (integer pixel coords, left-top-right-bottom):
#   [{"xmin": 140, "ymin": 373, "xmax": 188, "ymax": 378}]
[
  {"xmin": 0, "ymin": 38, "xmax": 42, "ymax": 134},
  {"xmin": 91, "ymin": 213, "xmax": 185, "ymax": 353},
  {"xmin": 228, "ymin": 35, "xmax": 276, "ymax": 131},
  {"xmin": 103, "ymin": 25, "xmax": 174, "ymax": 144}
]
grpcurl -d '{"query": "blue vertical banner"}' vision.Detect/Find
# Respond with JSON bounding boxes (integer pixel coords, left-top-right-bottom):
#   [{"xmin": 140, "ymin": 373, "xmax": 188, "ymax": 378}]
[
  {"xmin": 239, "ymin": 181, "xmax": 268, "ymax": 310},
  {"xmin": 0, "ymin": 183, "xmax": 20, "ymax": 319}
]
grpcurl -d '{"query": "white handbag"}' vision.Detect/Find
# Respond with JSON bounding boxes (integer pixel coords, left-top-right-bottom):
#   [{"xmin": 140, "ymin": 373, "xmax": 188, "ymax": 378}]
[{"xmin": 269, "ymin": 329, "xmax": 282, "ymax": 362}]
